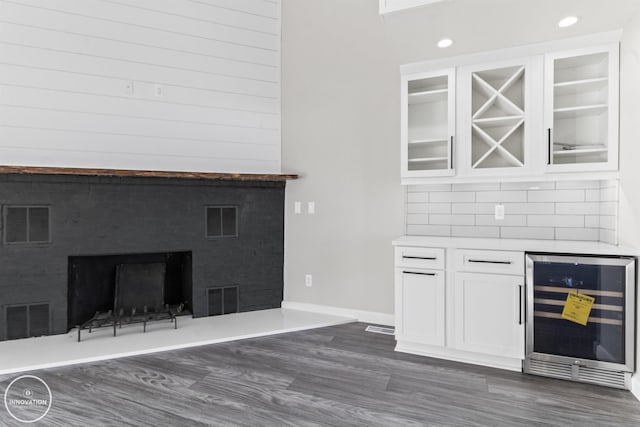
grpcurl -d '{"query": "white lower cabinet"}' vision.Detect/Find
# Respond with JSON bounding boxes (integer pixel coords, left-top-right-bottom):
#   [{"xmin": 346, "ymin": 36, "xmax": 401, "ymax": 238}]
[
  {"xmin": 395, "ymin": 269, "xmax": 445, "ymax": 346},
  {"xmin": 453, "ymin": 272, "xmax": 524, "ymax": 359},
  {"xmin": 394, "ymin": 245, "xmax": 525, "ymax": 371}
]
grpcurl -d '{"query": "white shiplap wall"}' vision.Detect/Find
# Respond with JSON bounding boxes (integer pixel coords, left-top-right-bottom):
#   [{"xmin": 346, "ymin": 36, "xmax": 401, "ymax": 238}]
[{"xmin": 0, "ymin": 0, "xmax": 281, "ymax": 173}]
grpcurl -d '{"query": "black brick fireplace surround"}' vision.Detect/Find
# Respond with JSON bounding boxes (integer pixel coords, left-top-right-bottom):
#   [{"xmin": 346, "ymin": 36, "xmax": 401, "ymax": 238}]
[{"xmin": 0, "ymin": 172, "xmax": 286, "ymax": 341}]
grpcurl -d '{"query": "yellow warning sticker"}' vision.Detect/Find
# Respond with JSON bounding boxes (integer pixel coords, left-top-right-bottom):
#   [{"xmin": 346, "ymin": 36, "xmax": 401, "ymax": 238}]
[{"xmin": 561, "ymin": 291, "xmax": 595, "ymax": 326}]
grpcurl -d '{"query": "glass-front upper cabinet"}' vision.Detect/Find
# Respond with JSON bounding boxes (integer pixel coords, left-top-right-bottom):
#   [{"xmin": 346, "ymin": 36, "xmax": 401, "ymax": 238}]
[
  {"xmin": 458, "ymin": 57, "xmax": 540, "ymax": 177},
  {"xmin": 401, "ymin": 68, "xmax": 455, "ymax": 180},
  {"xmin": 544, "ymin": 44, "xmax": 619, "ymax": 172}
]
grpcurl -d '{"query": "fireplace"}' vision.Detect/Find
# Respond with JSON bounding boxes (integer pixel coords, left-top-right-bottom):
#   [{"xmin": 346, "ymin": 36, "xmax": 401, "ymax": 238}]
[
  {"xmin": 0, "ymin": 172, "xmax": 286, "ymax": 341},
  {"xmin": 67, "ymin": 251, "xmax": 192, "ymax": 331}
]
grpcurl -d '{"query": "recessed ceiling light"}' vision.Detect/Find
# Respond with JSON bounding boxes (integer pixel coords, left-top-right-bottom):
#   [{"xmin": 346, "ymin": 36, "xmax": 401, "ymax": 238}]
[
  {"xmin": 558, "ymin": 16, "xmax": 579, "ymax": 28},
  {"xmin": 437, "ymin": 38, "xmax": 453, "ymax": 48}
]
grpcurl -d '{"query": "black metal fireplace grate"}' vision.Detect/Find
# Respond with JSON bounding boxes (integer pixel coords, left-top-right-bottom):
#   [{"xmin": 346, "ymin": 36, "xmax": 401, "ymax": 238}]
[{"xmin": 77, "ymin": 262, "xmax": 180, "ymax": 341}]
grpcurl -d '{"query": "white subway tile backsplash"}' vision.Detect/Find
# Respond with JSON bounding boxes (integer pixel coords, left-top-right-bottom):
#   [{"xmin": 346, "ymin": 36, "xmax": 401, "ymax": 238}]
[
  {"xmin": 406, "ymin": 214, "xmax": 430, "ymax": 225},
  {"xmin": 528, "ymin": 215, "xmax": 585, "ymax": 228},
  {"xmin": 585, "ymin": 189, "xmax": 600, "ymax": 202},
  {"xmin": 555, "ymin": 202, "xmax": 600, "ymax": 215},
  {"xmin": 451, "ymin": 203, "xmax": 495, "ymax": 214},
  {"xmin": 430, "ymin": 192, "xmax": 475, "ymax": 203},
  {"xmin": 407, "ymin": 203, "xmax": 451, "ymax": 214},
  {"xmin": 408, "ymin": 184, "xmax": 452, "ymax": 192},
  {"xmin": 451, "ymin": 226, "xmax": 500, "ymax": 238},
  {"xmin": 527, "ymin": 189, "xmax": 585, "ymax": 203},
  {"xmin": 407, "ymin": 192, "xmax": 428, "ymax": 203},
  {"xmin": 429, "ymin": 214, "xmax": 475, "ymax": 226},
  {"xmin": 600, "ymin": 202, "xmax": 618, "ymax": 216},
  {"xmin": 501, "ymin": 181, "xmax": 555, "ymax": 191},
  {"xmin": 600, "ymin": 229, "xmax": 618, "ymax": 245},
  {"xmin": 406, "ymin": 224, "xmax": 451, "ymax": 236},
  {"xmin": 404, "ymin": 179, "xmax": 618, "ymax": 244},
  {"xmin": 555, "ymin": 228, "xmax": 600, "ymax": 241},
  {"xmin": 502, "ymin": 203, "xmax": 555, "ymax": 215},
  {"xmin": 584, "ymin": 216, "xmax": 600, "ymax": 228},
  {"xmin": 600, "ymin": 185, "xmax": 619, "ymax": 202},
  {"xmin": 501, "ymin": 227, "xmax": 555, "ymax": 240},
  {"xmin": 452, "ymin": 183, "xmax": 501, "ymax": 192},
  {"xmin": 555, "ymin": 180, "xmax": 601, "ymax": 190},
  {"xmin": 476, "ymin": 191, "xmax": 527, "ymax": 203},
  {"xmin": 600, "ymin": 215, "xmax": 617, "ymax": 230},
  {"xmin": 476, "ymin": 214, "xmax": 527, "ymax": 227}
]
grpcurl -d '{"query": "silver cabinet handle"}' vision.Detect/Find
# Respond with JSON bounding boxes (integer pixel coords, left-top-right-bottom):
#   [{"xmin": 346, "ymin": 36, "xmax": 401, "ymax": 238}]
[
  {"xmin": 519, "ymin": 285, "xmax": 524, "ymax": 325},
  {"xmin": 467, "ymin": 259, "xmax": 512, "ymax": 265},
  {"xmin": 547, "ymin": 128, "xmax": 552, "ymax": 165},
  {"xmin": 403, "ymin": 256, "xmax": 437, "ymax": 261},
  {"xmin": 403, "ymin": 271, "xmax": 436, "ymax": 276},
  {"xmin": 450, "ymin": 136, "xmax": 454, "ymax": 170}
]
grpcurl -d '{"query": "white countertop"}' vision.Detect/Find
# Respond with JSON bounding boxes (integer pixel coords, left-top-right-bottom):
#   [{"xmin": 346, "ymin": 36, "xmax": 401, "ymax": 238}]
[{"xmin": 393, "ymin": 236, "xmax": 639, "ymax": 256}]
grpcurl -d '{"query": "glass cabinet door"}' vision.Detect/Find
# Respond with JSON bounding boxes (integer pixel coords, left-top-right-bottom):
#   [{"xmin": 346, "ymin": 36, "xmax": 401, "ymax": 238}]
[
  {"xmin": 401, "ymin": 69, "xmax": 455, "ymax": 179},
  {"xmin": 545, "ymin": 45, "xmax": 619, "ymax": 172}
]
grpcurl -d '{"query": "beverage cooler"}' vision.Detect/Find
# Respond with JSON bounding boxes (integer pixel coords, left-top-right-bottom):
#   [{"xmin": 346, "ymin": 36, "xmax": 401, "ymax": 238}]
[{"xmin": 524, "ymin": 253, "xmax": 636, "ymax": 389}]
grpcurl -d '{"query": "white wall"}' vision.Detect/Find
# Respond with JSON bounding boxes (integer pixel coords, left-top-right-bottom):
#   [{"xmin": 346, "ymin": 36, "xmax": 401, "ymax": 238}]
[
  {"xmin": 281, "ymin": 0, "xmax": 404, "ymax": 319},
  {"xmin": 0, "ymin": 0, "xmax": 281, "ymax": 173},
  {"xmin": 618, "ymin": 7, "xmax": 640, "ymax": 397}
]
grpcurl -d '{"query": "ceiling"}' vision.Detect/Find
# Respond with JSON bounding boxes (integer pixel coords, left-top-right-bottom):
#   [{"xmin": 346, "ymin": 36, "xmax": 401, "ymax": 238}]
[{"xmin": 380, "ymin": 0, "xmax": 640, "ymax": 63}]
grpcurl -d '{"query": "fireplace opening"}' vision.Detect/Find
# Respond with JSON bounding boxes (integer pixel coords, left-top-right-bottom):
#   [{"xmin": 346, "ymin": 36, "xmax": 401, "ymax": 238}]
[{"xmin": 67, "ymin": 251, "xmax": 192, "ymax": 331}]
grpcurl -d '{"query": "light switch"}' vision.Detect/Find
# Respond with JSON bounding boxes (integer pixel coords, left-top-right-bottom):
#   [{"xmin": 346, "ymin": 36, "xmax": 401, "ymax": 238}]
[
  {"xmin": 294, "ymin": 201, "xmax": 301, "ymax": 214},
  {"xmin": 494, "ymin": 204, "xmax": 505, "ymax": 220},
  {"xmin": 308, "ymin": 201, "xmax": 315, "ymax": 214}
]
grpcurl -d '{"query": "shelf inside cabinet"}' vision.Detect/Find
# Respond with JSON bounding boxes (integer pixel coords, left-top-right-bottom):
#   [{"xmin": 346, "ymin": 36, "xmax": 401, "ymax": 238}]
[
  {"xmin": 408, "ymin": 88, "xmax": 448, "ymax": 104},
  {"xmin": 554, "ymin": 52, "xmax": 609, "ymax": 84},
  {"xmin": 554, "ymin": 104, "xmax": 608, "ymax": 119},
  {"xmin": 553, "ymin": 144, "xmax": 608, "ymax": 156},
  {"xmin": 409, "ymin": 138, "xmax": 448, "ymax": 145},
  {"xmin": 473, "ymin": 115, "xmax": 524, "ymax": 128},
  {"xmin": 554, "ymin": 77, "xmax": 608, "ymax": 96},
  {"xmin": 408, "ymin": 156, "xmax": 449, "ymax": 163}
]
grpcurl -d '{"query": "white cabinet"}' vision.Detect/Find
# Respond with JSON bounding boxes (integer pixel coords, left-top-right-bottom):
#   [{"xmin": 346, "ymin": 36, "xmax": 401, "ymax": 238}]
[
  {"xmin": 395, "ymin": 269, "xmax": 445, "ymax": 346},
  {"xmin": 457, "ymin": 57, "xmax": 542, "ymax": 177},
  {"xmin": 399, "ymin": 35, "xmax": 621, "ymax": 184},
  {"xmin": 453, "ymin": 249, "xmax": 525, "ymax": 359},
  {"xmin": 394, "ymin": 245, "xmax": 525, "ymax": 371},
  {"xmin": 453, "ymin": 272, "xmax": 524, "ymax": 359},
  {"xmin": 394, "ymin": 247, "xmax": 445, "ymax": 346},
  {"xmin": 401, "ymin": 69, "xmax": 455, "ymax": 179},
  {"xmin": 544, "ymin": 44, "xmax": 619, "ymax": 172}
]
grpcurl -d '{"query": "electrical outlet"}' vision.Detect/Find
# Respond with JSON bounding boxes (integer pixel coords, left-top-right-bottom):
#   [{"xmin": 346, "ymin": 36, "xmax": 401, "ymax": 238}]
[
  {"xmin": 305, "ymin": 274, "xmax": 312, "ymax": 287},
  {"xmin": 494, "ymin": 204, "xmax": 505, "ymax": 220},
  {"xmin": 308, "ymin": 201, "xmax": 315, "ymax": 214},
  {"xmin": 294, "ymin": 201, "xmax": 301, "ymax": 214},
  {"xmin": 154, "ymin": 84, "xmax": 163, "ymax": 97}
]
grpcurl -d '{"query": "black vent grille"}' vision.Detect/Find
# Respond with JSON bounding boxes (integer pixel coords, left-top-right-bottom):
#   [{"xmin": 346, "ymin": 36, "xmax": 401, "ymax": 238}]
[
  {"xmin": 5, "ymin": 303, "xmax": 50, "ymax": 340},
  {"xmin": 207, "ymin": 286, "xmax": 239, "ymax": 316}
]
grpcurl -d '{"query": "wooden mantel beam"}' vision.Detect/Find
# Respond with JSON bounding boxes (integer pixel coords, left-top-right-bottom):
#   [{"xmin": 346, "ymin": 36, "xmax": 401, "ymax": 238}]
[{"xmin": 0, "ymin": 165, "xmax": 298, "ymax": 182}]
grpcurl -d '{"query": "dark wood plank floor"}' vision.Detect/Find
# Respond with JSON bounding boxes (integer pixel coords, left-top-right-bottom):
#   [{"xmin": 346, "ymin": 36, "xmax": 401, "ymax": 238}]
[{"xmin": 2, "ymin": 322, "xmax": 640, "ymax": 426}]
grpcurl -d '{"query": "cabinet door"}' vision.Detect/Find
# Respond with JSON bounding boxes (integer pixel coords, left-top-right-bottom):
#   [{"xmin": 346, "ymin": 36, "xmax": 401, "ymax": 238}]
[
  {"xmin": 544, "ymin": 44, "xmax": 619, "ymax": 172},
  {"xmin": 401, "ymin": 68, "xmax": 456, "ymax": 181},
  {"xmin": 395, "ymin": 269, "xmax": 445, "ymax": 346},
  {"xmin": 458, "ymin": 57, "xmax": 542, "ymax": 177},
  {"xmin": 453, "ymin": 272, "xmax": 524, "ymax": 358}
]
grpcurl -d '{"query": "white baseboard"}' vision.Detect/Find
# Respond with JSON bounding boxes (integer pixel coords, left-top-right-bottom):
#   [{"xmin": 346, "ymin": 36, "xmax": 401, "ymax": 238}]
[
  {"xmin": 632, "ymin": 374, "xmax": 640, "ymax": 401},
  {"xmin": 281, "ymin": 301, "xmax": 394, "ymax": 326}
]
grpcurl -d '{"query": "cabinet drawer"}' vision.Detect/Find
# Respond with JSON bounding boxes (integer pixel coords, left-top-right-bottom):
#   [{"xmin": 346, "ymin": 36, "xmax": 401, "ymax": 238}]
[
  {"xmin": 395, "ymin": 246, "xmax": 445, "ymax": 270},
  {"xmin": 455, "ymin": 249, "xmax": 523, "ymax": 275}
]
